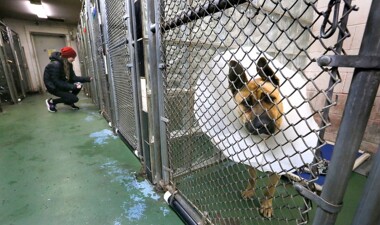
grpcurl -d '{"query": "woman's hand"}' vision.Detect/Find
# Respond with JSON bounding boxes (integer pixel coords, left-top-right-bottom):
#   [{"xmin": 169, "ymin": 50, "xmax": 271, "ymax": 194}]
[{"xmin": 74, "ymin": 82, "xmax": 82, "ymax": 89}]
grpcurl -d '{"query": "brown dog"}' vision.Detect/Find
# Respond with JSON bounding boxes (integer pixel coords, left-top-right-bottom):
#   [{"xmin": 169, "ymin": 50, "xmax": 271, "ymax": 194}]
[{"xmin": 228, "ymin": 57, "xmax": 283, "ymax": 218}]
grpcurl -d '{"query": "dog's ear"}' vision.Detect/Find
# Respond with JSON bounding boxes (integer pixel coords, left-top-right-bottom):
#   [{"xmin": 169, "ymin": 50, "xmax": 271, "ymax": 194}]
[
  {"xmin": 228, "ymin": 60, "xmax": 248, "ymax": 95},
  {"xmin": 257, "ymin": 57, "xmax": 279, "ymax": 86}
]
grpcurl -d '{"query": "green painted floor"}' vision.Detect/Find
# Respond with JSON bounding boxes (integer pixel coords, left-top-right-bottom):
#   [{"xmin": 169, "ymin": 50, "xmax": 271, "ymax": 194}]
[{"xmin": 0, "ymin": 94, "xmax": 185, "ymax": 225}]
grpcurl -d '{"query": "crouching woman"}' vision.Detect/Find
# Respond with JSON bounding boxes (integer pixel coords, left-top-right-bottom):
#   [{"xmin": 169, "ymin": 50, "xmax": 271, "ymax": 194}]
[{"xmin": 43, "ymin": 46, "xmax": 92, "ymax": 112}]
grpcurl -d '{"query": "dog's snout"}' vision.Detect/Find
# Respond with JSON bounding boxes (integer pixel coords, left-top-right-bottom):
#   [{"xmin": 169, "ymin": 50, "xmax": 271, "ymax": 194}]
[{"xmin": 245, "ymin": 115, "xmax": 276, "ymax": 135}]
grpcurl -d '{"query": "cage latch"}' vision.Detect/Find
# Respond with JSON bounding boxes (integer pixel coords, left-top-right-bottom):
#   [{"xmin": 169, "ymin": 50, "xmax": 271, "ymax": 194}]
[
  {"xmin": 294, "ymin": 183, "xmax": 342, "ymax": 214},
  {"xmin": 318, "ymin": 55, "xmax": 380, "ymax": 69}
]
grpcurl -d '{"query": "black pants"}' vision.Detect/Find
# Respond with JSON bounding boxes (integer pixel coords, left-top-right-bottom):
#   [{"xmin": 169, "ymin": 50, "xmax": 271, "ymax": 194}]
[{"xmin": 48, "ymin": 87, "xmax": 82, "ymax": 105}]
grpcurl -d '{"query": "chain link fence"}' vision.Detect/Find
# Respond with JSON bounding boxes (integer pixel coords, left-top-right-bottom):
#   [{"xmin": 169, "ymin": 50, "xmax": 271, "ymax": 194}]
[
  {"xmin": 78, "ymin": 6, "xmax": 99, "ymax": 106},
  {"xmin": 77, "ymin": 0, "xmax": 380, "ymax": 224}
]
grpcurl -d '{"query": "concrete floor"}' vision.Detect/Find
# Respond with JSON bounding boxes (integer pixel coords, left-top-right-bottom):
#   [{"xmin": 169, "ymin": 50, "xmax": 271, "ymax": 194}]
[{"xmin": 0, "ymin": 94, "xmax": 184, "ymax": 225}]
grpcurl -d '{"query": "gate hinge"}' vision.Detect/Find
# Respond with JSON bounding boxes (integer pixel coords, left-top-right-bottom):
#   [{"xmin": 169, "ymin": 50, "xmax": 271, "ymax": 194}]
[
  {"xmin": 318, "ymin": 55, "xmax": 380, "ymax": 69},
  {"xmin": 160, "ymin": 116, "xmax": 169, "ymax": 123},
  {"xmin": 294, "ymin": 183, "xmax": 343, "ymax": 214}
]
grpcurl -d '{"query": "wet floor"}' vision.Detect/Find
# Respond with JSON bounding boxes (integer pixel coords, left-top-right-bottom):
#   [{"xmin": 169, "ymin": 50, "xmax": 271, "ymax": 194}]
[{"xmin": 0, "ymin": 94, "xmax": 184, "ymax": 225}]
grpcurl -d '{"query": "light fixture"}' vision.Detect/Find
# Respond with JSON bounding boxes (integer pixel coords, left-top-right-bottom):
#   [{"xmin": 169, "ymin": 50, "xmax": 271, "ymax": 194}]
[{"xmin": 28, "ymin": 0, "xmax": 48, "ymax": 19}]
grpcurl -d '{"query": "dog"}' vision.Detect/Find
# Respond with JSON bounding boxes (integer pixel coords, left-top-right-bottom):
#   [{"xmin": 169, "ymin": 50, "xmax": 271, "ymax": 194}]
[
  {"xmin": 228, "ymin": 57, "xmax": 284, "ymax": 218},
  {"xmin": 194, "ymin": 47, "xmax": 319, "ymax": 218}
]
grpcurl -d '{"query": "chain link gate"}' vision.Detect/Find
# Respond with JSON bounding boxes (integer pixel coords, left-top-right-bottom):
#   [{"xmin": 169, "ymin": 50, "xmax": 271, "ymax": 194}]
[
  {"xmin": 148, "ymin": 0, "xmax": 359, "ymax": 224},
  {"xmin": 92, "ymin": 0, "xmax": 114, "ymax": 124},
  {"xmin": 78, "ymin": 0, "xmax": 144, "ymax": 154},
  {"xmin": 79, "ymin": 4, "xmax": 100, "ymax": 107},
  {"xmin": 100, "ymin": 0, "xmax": 140, "ymax": 150},
  {"xmin": 85, "ymin": 0, "xmax": 114, "ymax": 123}
]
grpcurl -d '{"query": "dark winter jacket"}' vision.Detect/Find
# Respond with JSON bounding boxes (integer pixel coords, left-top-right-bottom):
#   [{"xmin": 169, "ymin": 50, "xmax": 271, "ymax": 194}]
[{"xmin": 43, "ymin": 52, "xmax": 90, "ymax": 92}]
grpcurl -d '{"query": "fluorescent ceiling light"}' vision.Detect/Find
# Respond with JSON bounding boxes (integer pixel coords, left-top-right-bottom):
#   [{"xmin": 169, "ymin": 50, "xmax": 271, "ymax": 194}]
[{"xmin": 28, "ymin": 2, "xmax": 48, "ymax": 19}]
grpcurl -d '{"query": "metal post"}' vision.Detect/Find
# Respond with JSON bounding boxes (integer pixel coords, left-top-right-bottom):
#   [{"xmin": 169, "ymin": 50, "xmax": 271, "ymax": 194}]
[
  {"xmin": 161, "ymin": 0, "xmax": 249, "ymax": 31},
  {"xmin": 312, "ymin": 1, "xmax": 380, "ymax": 224},
  {"xmin": 146, "ymin": 0, "xmax": 162, "ymax": 183},
  {"xmin": 130, "ymin": 0, "xmax": 147, "ymax": 159},
  {"xmin": 351, "ymin": 145, "xmax": 380, "ymax": 225},
  {"xmin": 126, "ymin": 0, "xmax": 144, "ymax": 157},
  {"xmin": 154, "ymin": 0, "xmax": 170, "ymax": 185}
]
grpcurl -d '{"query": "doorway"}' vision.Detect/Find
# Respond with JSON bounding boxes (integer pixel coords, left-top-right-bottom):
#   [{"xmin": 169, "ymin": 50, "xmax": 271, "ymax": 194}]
[{"xmin": 32, "ymin": 34, "xmax": 66, "ymax": 90}]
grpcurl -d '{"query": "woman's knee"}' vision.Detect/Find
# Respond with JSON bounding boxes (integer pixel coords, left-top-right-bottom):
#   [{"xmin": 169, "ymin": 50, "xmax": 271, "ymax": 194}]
[
  {"xmin": 65, "ymin": 95, "xmax": 79, "ymax": 104},
  {"xmin": 72, "ymin": 96, "xmax": 79, "ymax": 103}
]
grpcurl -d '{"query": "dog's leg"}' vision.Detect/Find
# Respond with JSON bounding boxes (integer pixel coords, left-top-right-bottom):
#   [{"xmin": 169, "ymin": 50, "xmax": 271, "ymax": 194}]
[
  {"xmin": 241, "ymin": 167, "xmax": 257, "ymax": 199},
  {"xmin": 260, "ymin": 173, "xmax": 281, "ymax": 218}
]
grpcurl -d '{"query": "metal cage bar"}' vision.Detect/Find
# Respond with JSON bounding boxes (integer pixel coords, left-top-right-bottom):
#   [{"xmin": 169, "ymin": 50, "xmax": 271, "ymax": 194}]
[
  {"xmin": 146, "ymin": 0, "xmax": 164, "ymax": 184},
  {"xmin": 351, "ymin": 145, "xmax": 380, "ymax": 225},
  {"xmin": 127, "ymin": 0, "xmax": 146, "ymax": 159}
]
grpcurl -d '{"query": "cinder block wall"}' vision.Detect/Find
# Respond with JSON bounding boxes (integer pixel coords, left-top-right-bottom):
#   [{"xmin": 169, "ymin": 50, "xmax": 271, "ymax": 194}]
[{"xmin": 307, "ymin": 0, "xmax": 379, "ymax": 153}]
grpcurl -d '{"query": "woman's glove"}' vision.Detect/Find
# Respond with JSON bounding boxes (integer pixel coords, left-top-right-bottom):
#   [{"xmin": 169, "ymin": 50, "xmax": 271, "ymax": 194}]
[{"xmin": 74, "ymin": 82, "xmax": 82, "ymax": 89}]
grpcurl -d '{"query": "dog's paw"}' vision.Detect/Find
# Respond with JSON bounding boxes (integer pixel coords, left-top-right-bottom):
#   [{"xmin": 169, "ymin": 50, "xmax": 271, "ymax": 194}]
[
  {"xmin": 260, "ymin": 199, "xmax": 274, "ymax": 218},
  {"xmin": 241, "ymin": 189, "xmax": 255, "ymax": 199}
]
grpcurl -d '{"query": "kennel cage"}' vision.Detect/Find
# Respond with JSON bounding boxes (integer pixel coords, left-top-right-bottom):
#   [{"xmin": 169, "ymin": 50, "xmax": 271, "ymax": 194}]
[
  {"xmin": 10, "ymin": 31, "xmax": 30, "ymax": 95},
  {"xmin": 87, "ymin": 0, "xmax": 114, "ymax": 123},
  {"xmin": 0, "ymin": 35, "xmax": 16, "ymax": 104},
  {"xmin": 78, "ymin": 4, "xmax": 101, "ymax": 108},
  {"xmin": 149, "ymin": 0, "xmax": 366, "ymax": 224},
  {"xmin": 0, "ymin": 22, "xmax": 27, "ymax": 104},
  {"xmin": 77, "ymin": 0, "xmax": 379, "ymax": 224}
]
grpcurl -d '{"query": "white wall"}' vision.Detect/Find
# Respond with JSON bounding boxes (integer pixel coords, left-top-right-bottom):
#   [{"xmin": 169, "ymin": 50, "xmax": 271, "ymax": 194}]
[
  {"xmin": 3, "ymin": 18, "xmax": 81, "ymax": 92},
  {"xmin": 305, "ymin": 0, "xmax": 379, "ymax": 153}
]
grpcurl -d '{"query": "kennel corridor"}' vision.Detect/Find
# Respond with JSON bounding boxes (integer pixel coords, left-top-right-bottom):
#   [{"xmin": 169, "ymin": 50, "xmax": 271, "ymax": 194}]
[{"xmin": 0, "ymin": 94, "xmax": 184, "ymax": 225}]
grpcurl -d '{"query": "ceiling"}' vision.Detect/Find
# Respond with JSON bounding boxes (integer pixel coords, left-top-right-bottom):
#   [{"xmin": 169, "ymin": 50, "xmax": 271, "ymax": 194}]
[{"xmin": 0, "ymin": 0, "xmax": 82, "ymax": 25}]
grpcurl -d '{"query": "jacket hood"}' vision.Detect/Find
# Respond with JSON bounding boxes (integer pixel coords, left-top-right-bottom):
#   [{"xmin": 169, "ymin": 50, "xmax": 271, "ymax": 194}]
[{"xmin": 49, "ymin": 51, "xmax": 62, "ymax": 61}]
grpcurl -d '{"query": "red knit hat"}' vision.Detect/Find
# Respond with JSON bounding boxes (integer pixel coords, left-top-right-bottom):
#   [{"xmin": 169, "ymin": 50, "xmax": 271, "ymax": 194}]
[{"xmin": 60, "ymin": 46, "xmax": 77, "ymax": 58}]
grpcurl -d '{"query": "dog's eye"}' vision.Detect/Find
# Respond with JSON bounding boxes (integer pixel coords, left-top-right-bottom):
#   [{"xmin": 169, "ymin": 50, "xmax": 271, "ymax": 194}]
[
  {"xmin": 242, "ymin": 97, "xmax": 253, "ymax": 108},
  {"xmin": 260, "ymin": 93, "xmax": 275, "ymax": 104}
]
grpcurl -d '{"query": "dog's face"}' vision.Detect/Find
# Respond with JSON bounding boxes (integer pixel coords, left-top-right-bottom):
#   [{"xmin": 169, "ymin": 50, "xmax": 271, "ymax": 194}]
[{"xmin": 228, "ymin": 57, "xmax": 283, "ymax": 135}]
